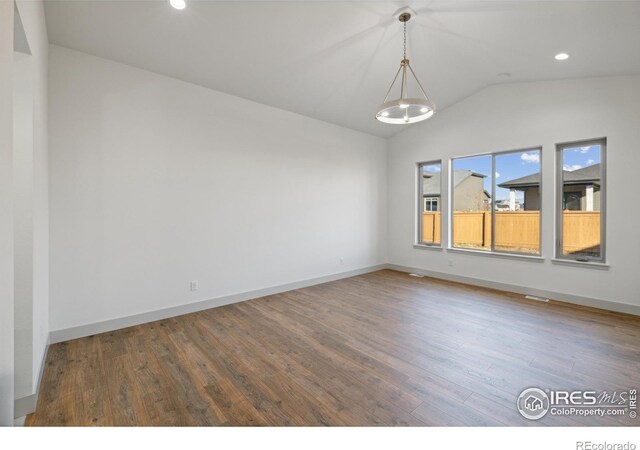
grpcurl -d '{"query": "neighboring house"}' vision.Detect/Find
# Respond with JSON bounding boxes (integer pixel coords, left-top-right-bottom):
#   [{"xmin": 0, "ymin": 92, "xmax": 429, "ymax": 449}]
[
  {"xmin": 423, "ymin": 170, "xmax": 491, "ymax": 212},
  {"xmin": 495, "ymin": 199, "xmax": 522, "ymax": 211},
  {"xmin": 498, "ymin": 164, "xmax": 601, "ymax": 211}
]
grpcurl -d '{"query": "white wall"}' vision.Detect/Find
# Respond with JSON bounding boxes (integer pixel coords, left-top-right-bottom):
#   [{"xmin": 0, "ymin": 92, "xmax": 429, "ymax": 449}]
[
  {"xmin": 8, "ymin": 0, "xmax": 49, "ymax": 417},
  {"xmin": 13, "ymin": 51, "xmax": 34, "ymax": 400},
  {"xmin": 49, "ymin": 45, "xmax": 387, "ymax": 333},
  {"xmin": 0, "ymin": 1, "xmax": 16, "ymax": 427},
  {"xmin": 15, "ymin": 1, "xmax": 49, "ymax": 396},
  {"xmin": 388, "ymin": 76, "xmax": 640, "ymax": 310}
]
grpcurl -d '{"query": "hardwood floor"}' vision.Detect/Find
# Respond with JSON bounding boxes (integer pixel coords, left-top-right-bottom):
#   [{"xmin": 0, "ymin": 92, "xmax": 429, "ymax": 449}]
[{"xmin": 26, "ymin": 270, "xmax": 640, "ymax": 426}]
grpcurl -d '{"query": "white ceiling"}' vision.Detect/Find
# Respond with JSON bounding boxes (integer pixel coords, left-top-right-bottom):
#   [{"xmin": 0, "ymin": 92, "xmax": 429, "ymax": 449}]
[{"xmin": 44, "ymin": 0, "xmax": 640, "ymax": 138}]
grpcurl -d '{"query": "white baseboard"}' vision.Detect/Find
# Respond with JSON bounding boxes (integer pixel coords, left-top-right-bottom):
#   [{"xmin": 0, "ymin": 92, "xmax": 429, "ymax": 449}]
[
  {"xmin": 14, "ymin": 396, "xmax": 35, "ymax": 421},
  {"xmin": 49, "ymin": 261, "xmax": 639, "ymax": 347},
  {"xmin": 50, "ymin": 264, "xmax": 388, "ymax": 344},
  {"xmin": 13, "ymin": 416, "xmax": 26, "ymax": 427},
  {"xmin": 388, "ymin": 263, "xmax": 640, "ymax": 317},
  {"xmin": 14, "ymin": 336, "xmax": 50, "ymax": 419}
]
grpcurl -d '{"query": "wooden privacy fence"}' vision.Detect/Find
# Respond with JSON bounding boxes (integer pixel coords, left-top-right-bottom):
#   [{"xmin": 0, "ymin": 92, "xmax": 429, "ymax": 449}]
[
  {"xmin": 422, "ymin": 211, "xmax": 600, "ymax": 254},
  {"xmin": 421, "ymin": 211, "xmax": 442, "ymax": 245},
  {"xmin": 452, "ymin": 211, "xmax": 493, "ymax": 249},
  {"xmin": 494, "ymin": 211, "xmax": 540, "ymax": 252},
  {"xmin": 562, "ymin": 211, "xmax": 601, "ymax": 254}
]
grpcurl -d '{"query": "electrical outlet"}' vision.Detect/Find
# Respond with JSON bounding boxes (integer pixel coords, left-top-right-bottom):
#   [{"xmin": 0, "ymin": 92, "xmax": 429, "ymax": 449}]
[
  {"xmin": 190, "ymin": 280, "xmax": 199, "ymax": 291},
  {"xmin": 448, "ymin": 259, "xmax": 454, "ymax": 267},
  {"xmin": 340, "ymin": 257, "xmax": 344, "ymax": 265}
]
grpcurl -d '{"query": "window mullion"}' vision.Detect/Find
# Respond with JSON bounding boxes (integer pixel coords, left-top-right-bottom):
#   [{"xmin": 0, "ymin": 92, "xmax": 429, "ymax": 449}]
[{"xmin": 491, "ymin": 154, "xmax": 496, "ymax": 253}]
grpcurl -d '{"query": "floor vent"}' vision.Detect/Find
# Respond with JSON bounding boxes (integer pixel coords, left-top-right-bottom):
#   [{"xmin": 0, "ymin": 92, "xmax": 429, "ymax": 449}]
[
  {"xmin": 409, "ymin": 273, "xmax": 425, "ymax": 278},
  {"xmin": 525, "ymin": 295, "xmax": 549, "ymax": 303}
]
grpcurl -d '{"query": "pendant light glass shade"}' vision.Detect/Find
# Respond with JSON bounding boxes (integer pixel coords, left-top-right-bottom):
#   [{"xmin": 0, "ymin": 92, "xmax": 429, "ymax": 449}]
[
  {"xmin": 376, "ymin": 12, "xmax": 435, "ymax": 124},
  {"xmin": 376, "ymin": 97, "xmax": 435, "ymax": 124}
]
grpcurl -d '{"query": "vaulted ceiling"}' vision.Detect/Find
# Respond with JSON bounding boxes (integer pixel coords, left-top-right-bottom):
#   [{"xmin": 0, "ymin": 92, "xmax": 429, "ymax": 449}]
[{"xmin": 44, "ymin": 1, "xmax": 640, "ymax": 137}]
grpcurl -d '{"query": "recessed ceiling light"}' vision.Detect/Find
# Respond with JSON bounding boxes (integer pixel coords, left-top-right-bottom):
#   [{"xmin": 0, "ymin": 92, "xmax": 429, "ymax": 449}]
[
  {"xmin": 555, "ymin": 52, "xmax": 570, "ymax": 61},
  {"xmin": 170, "ymin": 0, "xmax": 186, "ymax": 10}
]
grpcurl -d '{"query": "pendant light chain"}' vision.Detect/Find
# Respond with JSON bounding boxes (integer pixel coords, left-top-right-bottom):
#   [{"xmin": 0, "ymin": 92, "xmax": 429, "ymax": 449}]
[
  {"xmin": 403, "ymin": 20, "xmax": 407, "ymax": 60},
  {"xmin": 400, "ymin": 19, "xmax": 408, "ymax": 101}
]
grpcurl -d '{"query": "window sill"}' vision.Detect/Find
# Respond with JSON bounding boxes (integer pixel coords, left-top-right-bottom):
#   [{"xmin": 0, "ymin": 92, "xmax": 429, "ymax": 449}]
[
  {"xmin": 413, "ymin": 244, "xmax": 443, "ymax": 251},
  {"xmin": 447, "ymin": 247, "xmax": 545, "ymax": 262},
  {"xmin": 551, "ymin": 258, "xmax": 610, "ymax": 270}
]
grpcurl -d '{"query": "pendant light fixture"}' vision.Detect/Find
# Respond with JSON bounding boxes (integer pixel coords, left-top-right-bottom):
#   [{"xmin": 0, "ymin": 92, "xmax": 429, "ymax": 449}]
[{"xmin": 376, "ymin": 11, "xmax": 435, "ymax": 124}]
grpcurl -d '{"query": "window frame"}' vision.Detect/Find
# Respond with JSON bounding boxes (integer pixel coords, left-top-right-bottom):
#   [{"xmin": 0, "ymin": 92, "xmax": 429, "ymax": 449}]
[
  {"xmin": 449, "ymin": 147, "xmax": 543, "ymax": 256},
  {"xmin": 555, "ymin": 137, "xmax": 607, "ymax": 263},
  {"xmin": 416, "ymin": 160, "xmax": 443, "ymax": 247},
  {"xmin": 423, "ymin": 197, "xmax": 439, "ymax": 212}
]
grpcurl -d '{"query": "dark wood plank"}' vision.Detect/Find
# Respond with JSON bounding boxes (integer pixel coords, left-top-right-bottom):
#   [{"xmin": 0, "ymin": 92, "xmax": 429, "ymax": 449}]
[{"xmin": 26, "ymin": 269, "xmax": 640, "ymax": 426}]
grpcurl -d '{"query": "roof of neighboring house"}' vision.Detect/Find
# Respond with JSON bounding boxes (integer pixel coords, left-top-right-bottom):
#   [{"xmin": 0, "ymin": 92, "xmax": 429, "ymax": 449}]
[
  {"xmin": 564, "ymin": 164, "xmax": 601, "ymax": 183},
  {"xmin": 423, "ymin": 170, "xmax": 486, "ymax": 196},
  {"xmin": 498, "ymin": 163, "xmax": 601, "ymax": 189}
]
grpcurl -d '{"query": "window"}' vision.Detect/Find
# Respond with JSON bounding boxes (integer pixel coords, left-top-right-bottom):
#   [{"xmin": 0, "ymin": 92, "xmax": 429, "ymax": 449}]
[
  {"xmin": 451, "ymin": 148, "xmax": 541, "ymax": 255},
  {"xmin": 424, "ymin": 197, "xmax": 439, "ymax": 212},
  {"xmin": 417, "ymin": 161, "xmax": 442, "ymax": 246},
  {"xmin": 556, "ymin": 139, "xmax": 606, "ymax": 262},
  {"xmin": 451, "ymin": 155, "xmax": 492, "ymax": 250}
]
